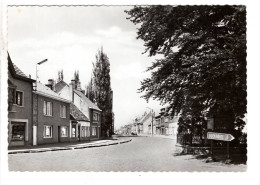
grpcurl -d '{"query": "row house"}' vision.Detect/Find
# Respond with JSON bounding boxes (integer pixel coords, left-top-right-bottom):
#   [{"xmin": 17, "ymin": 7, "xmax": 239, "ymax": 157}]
[
  {"xmin": 8, "ymin": 54, "xmax": 35, "ymax": 146},
  {"xmin": 32, "ymin": 82, "xmax": 71, "ymax": 145},
  {"xmin": 8, "ymin": 53, "xmax": 102, "ymax": 147},
  {"xmin": 154, "ymin": 107, "xmax": 179, "ymax": 137},
  {"xmin": 142, "ymin": 112, "xmax": 153, "ymax": 135},
  {"xmin": 55, "ymin": 80, "xmax": 102, "ymax": 141}
]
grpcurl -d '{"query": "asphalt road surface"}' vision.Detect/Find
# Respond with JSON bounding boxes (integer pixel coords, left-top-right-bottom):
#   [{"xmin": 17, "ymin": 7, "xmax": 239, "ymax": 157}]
[{"xmin": 8, "ymin": 136, "xmax": 246, "ymax": 171}]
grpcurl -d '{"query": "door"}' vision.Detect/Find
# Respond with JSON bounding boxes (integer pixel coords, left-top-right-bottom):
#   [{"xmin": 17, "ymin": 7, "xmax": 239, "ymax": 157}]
[
  {"xmin": 58, "ymin": 126, "xmax": 61, "ymax": 142},
  {"xmin": 33, "ymin": 125, "xmax": 37, "ymax": 145},
  {"xmin": 78, "ymin": 125, "xmax": 80, "ymax": 141}
]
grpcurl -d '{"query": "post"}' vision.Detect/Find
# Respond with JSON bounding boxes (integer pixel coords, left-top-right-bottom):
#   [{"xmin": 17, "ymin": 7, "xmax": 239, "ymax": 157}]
[
  {"xmin": 227, "ymin": 141, "xmax": 230, "ymax": 159},
  {"xmin": 211, "ymin": 140, "xmax": 213, "ymax": 158},
  {"xmin": 151, "ymin": 111, "xmax": 153, "ymax": 136}
]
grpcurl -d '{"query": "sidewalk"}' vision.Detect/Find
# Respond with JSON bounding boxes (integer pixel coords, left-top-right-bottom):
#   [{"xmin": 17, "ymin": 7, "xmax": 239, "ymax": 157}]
[
  {"xmin": 8, "ymin": 138, "xmax": 132, "ymax": 154},
  {"xmin": 139, "ymin": 134, "xmax": 177, "ymax": 140}
]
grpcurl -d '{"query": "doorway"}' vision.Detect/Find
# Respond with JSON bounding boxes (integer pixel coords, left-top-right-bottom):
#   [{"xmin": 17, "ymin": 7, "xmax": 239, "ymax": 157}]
[{"xmin": 58, "ymin": 126, "xmax": 61, "ymax": 142}]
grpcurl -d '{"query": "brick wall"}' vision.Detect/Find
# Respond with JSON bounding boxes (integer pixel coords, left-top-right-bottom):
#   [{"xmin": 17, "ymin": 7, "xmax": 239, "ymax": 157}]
[
  {"xmin": 34, "ymin": 94, "xmax": 70, "ymax": 145},
  {"xmin": 8, "ymin": 72, "xmax": 33, "ymax": 146}
]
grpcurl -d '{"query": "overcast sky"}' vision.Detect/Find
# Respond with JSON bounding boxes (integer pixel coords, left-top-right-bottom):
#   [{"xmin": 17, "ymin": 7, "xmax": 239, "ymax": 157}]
[{"xmin": 8, "ymin": 6, "xmax": 164, "ymax": 128}]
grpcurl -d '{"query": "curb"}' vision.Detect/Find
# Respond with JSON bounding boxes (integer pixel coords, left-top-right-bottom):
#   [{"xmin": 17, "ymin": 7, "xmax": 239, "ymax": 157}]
[{"xmin": 8, "ymin": 139, "xmax": 132, "ymax": 154}]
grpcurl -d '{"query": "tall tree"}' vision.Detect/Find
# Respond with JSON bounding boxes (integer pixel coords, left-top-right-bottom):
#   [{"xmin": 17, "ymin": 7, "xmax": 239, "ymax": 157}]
[
  {"xmin": 125, "ymin": 6, "xmax": 247, "ymax": 139},
  {"xmin": 74, "ymin": 70, "xmax": 81, "ymax": 90},
  {"xmin": 57, "ymin": 69, "xmax": 64, "ymax": 82},
  {"xmin": 87, "ymin": 47, "xmax": 113, "ymax": 137},
  {"xmin": 86, "ymin": 77, "xmax": 95, "ymax": 102}
]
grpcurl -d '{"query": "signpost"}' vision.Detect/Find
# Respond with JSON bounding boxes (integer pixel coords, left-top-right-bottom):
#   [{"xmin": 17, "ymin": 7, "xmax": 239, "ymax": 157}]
[
  {"xmin": 207, "ymin": 132, "xmax": 235, "ymax": 161},
  {"xmin": 207, "ymin": 132, "xmax": 235, "ymax": 142}
]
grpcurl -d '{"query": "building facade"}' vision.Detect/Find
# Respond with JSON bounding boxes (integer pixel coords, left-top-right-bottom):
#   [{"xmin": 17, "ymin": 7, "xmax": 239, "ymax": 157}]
[
  {"xmin": 32, "ymin": 82, "xmax": 71, "ymax": 145},
  {"xmin": 55, "ymin": 80, "xmax": 102, "ymax": 141},
  {"xmin": 8, "ymin": 54, "xmax": 35, "ymax": 146}
]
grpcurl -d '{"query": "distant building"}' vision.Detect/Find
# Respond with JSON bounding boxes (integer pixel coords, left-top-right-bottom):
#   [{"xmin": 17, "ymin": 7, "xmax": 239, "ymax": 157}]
[
  {"xmin": 8, "ymin": 54, "xmax": 35, "ymax": 146},
  {"xmin": 154, "ymin": 107, "xmax": 179, "ymax": 137},
  {"xmin": 142, "ymin": 112, "xmax": 153, "ymax": 135}
]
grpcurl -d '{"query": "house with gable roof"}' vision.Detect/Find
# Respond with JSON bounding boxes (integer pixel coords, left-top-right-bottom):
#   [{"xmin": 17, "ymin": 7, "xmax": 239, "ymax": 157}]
[
  {"xmin": 32, "ymin": 81, "xmax": 71, "ymax": 145},
  {"xmin": 8, "ymin": 53, "xmax": 36, "ymax": 146},
  {"xmin": 54, "ymin": 79, "xmax": 102, "ymax": 141}
]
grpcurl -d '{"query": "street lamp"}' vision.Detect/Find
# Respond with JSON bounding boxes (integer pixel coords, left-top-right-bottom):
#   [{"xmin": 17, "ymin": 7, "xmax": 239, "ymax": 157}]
[
  {"xmin": 36, "ymin": 59, "xmax": 48, "ymax": 82},
  {"xmin": 146, "ymin": 107, "xmax": 154, "ymax": 136},
  {"xmin": 33, "ymin": 59, "xmax": 48, "ymax": 91}
]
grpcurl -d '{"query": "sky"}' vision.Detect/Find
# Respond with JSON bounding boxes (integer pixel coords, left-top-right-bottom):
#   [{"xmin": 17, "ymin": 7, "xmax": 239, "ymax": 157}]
[{"xmin": 8, "ymin": 6, "xmax": 164, "ymax": 129}]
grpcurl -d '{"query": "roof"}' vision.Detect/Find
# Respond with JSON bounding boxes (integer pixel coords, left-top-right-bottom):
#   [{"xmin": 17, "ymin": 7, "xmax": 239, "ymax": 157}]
[
  {"xmin": 74, "ymin": 89, "xmax": 101, "ymax": 111},
  {"xmin": 70, "ymin": 103, "xmax": 89, "ymax": 121},
  {"xmin": 54, "ymin": 80, "xmax": 68, "ymax": 93},
  {"xmin": 8, "ymin": 79, "xmax": 17, "ymax": 88},
  {"xmin": 34, "ymin": 82, "xmax": 71, "ymax": 103},
  {"xmin": 8, "ymin": 53, "xmax": 35, "ymax": 82}
]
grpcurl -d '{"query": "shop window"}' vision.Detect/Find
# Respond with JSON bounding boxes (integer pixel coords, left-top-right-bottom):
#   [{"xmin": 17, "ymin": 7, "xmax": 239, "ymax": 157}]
[
  {"xmin": 43, "ymin": 101, "xmax": 53, "ymax": 116},
  {"xmin": 60, "ymin": 105, "xmax": 66, "ymax": 118},
  {"xmin": 12, "ymin": 123, "xmax": 25, "ymax": 141},
  {"xmin": 92, "ymin": 127, "xmax": 97, "ymax": 136},
  {"xmin": 44, "ymin": 125, "xmax": 52, "ymax": 138},
  {"xmin": 71, "ymin": 125, "xmax": 76, "ymax": 137},
  {"xmin": 61, "ymin": 126, "xmax": 68, "ymax": 137},
  {"xmin": 16, "ymin": 91, "xmax": 23, "ymax": 106},
  {"xmin": 81, "ymin": 126, "xmax": 90, "ymax": 137}
]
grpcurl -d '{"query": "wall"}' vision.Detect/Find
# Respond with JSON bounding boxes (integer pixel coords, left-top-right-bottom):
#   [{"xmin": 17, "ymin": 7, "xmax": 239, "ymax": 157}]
[
  {"xmin": 89, "ymin": 109, "xmax": 101, "ymax": 139},
  {"xmin": 57, "ymin": 85, "xmax": 72, "ymax": 101},
  {"xmin": 34, "ymin": 94, "xmax": 70, "ymax": 145},
  {"xmin": 8, "ymin": 71, "xmax": 33, "ymax": 146},
  {"xmin": 142, "ymin": 115, "xmax": 152, "ymax": 135}
]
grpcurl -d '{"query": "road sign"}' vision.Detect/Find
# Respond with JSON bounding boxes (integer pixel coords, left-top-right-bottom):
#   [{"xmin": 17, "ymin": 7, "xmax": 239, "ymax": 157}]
[{"xmin": 207, "ymin": 132, "xmax": 235, "ymax": 141}]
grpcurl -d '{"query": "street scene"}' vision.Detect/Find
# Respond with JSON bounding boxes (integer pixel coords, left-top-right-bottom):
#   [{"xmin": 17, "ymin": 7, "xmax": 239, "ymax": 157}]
[
  {"xmin": 6, "ymin": 5, "xmax": 247, "ymax": 172},
  {"xmin": 9, "ymin": 136, "xmax": 246, "ymax": 172}
]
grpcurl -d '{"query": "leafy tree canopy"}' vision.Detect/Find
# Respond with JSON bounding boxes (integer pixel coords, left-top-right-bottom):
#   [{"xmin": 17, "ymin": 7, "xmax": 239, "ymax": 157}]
[{"xmin": 125, "ymin": 5, "xmax": 246, "ymax": 131}]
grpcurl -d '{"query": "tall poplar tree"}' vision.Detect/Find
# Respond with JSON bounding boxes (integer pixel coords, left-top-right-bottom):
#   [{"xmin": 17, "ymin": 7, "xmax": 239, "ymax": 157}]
[{"xmin": 87, "ymin": 47, "xmax": 113, "ymax": 137}]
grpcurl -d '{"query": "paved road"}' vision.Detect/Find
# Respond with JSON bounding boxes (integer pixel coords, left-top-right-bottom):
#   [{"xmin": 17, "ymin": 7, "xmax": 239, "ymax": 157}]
[{"xmin": 8, "ymin": 136, "xmax": 246, "ymax": 171}]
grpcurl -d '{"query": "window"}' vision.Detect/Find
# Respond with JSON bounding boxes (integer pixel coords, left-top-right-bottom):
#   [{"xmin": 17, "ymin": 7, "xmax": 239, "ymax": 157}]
[
  {"xmin": 71, "ymin": 125, "xmax": 76, "ymax": 137},
  {"xmin": 11, "ymin": 123, "xmax": 25, "ymax": 141},
  {"xmin": 93, "ymin": 112, "xmax": 98, "ymax": 121},
  {"xmin": 92, "ymin": 127, "xmax": 97, "ymax": 136},
  {"xmin": 43, "ymin": 101, "xmax": 53, "ymax": 116},
  {"xmin": 44, "ymin": 125, "xmax": 52, "ymax": 138},
  {"xmin": 60, "ymin": 105, "xmax": 66, "ymax": 118},
  {"xmin": 61, "ymin": 126, "xmax": 68, "ymax": 137},
  {"xmin": 81, "ymin": 126, "xmax": 90, "ymax": 137},
  {"xmin": 16, "ymin": 91, "xmax": 23, "ymax": 106}
]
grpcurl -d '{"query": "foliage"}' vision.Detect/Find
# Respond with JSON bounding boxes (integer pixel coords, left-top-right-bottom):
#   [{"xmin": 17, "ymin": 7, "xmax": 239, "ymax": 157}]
[
  {"xmin": 57, "ymin": 69, "xmax": 64, "ymax": 82},
  {"xmin": 86, "ymin": 47, "xmax": 113, "ymax": 136},
  {"xmin": 74, "ymin": 70, "xmax": 80, "ymax": 89},
  {"xmin": 125, "ymin": 6, "xmax": 247, "ymax": 137}
]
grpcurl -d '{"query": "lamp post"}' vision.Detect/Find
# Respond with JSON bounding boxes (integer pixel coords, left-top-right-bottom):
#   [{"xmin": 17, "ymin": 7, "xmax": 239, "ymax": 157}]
[
  {"xmin": 33, "ymin": 59, "xmax": 47, "ymax": 146},
  {"xmin": 36, "ymin": 59, "xmax": 48, "ymax": 82},
  {"xmin": 146, "ymin": 107, "xmax": 154, "ymax": 136}
]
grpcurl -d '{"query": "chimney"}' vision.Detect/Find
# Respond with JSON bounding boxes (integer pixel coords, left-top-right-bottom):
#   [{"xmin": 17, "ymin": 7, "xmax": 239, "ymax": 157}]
[
  {"xmin": 46, "ymin": 79, "xmax": 54, "ymax": 90},
  {"xmin": 76, "ymin": 81, "xmax": 82, "ymax": 91},
  {"xmin": 70, "ymin": 80, "xmax": 76, "ymax": 90}
]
